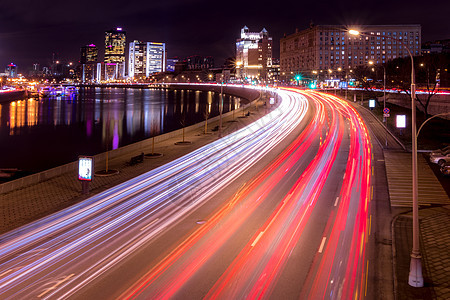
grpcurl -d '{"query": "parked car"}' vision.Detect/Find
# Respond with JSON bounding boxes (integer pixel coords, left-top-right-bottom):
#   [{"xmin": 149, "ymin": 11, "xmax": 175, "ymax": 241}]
[
  {"xmin": 440, "ymin": 164, "xmax": 450, "ymax": 176},
  {"xmin": 431, "ymin": 145, "xmax": 450, "ymax": 156},
  {"xmin": 430, "ymin": 152, "xmax": 450, "ymax": 166}
]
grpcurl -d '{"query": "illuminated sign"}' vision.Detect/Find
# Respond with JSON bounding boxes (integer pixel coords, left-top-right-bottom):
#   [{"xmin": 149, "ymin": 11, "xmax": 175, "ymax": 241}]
[
  {"xmin": 78, "ymin": 156, "xmax": 93, "ymax": 181},
  {"xmin": 396, "ymin": 115, "xmax": 406, "ymax": 128},
  {"xmin": 369, "ymin": 99, "xmax": 376, "ymax": 108},
  {"xmin": 269, "ymin": 97, "xmax": 275, "ymax": 105}
]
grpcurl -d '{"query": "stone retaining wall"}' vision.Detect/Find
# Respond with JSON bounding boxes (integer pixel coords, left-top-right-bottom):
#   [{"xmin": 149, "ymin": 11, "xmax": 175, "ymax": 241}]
[{"xmin": 381, "ymin": 93, "xmax": 450, "ymax": 119}]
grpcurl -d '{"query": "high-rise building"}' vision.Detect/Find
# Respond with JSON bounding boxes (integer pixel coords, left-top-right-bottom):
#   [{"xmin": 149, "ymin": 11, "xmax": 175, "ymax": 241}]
[
  {"xmin": 6, "ymin": 63, "xmax": 17, "ymax": 78},
  {"xmin": 80, "ymin": 44, "xmax": 98, "ymax": 83},
  {"xmin": 280, "ymin": 24, "xmax": 421, "ymax": 80},
  {"xmin": 128, "ymin": 41, "xmax": 166, "ymax": 79},
  {"xmin": 80, "ymin": 44, "xmax": 98, "ymax": 64},
  {"xmin": 128, "ymin": 40, "xmax": 147, "ymax": 78},
  {"xmin": 104, "ymin": 28, "xmax": 126, "ymax": 80},
  {"xmin": 146, "ymin": 42, "xmax": 166, "ymax": 76},
  {"xmin": 236, "ymin": 26, "xmax": 273, "ymax": 81},
  {"xmin": 105, "ymin": 28, "xmax": 126, "ymax": 63}
]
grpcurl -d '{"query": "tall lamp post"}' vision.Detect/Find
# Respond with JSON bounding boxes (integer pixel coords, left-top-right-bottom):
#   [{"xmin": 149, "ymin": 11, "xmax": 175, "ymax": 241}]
[
  {"xmin": 350, "ymin": 29, "xmax": 423, "ymax": 287},
  {"xmin": 369, "ymin": 60, "xmax": 388, "ymax": 148}
]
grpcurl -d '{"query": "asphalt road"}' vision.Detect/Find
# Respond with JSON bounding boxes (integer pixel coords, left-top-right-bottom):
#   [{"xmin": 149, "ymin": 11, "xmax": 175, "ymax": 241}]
[{"xmin": 0, "ymin": 88, "xmax": 374, "ymax": 299}]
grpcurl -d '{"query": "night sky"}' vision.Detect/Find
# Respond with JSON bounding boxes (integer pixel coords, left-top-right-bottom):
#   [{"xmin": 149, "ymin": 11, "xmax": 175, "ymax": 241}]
[{"xmin": 0, "ymin": 0, "xmax": 448, "ymax": 72}]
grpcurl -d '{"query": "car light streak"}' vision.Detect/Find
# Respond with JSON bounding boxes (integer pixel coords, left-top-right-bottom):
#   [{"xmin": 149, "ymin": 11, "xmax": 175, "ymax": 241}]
[
  {"xmin": 0, "ymin": 86, "xmax": 310, "ymax": 299},
  {"xmin": 123, "ymin": 89, "xmax": 372, "ymax": 300},
  {"xmin": 0, "ymin": 87, "xmax": 372, "ymax": 300},
  {"xmin": 300, "ymin": 92, "xmax": 372, "ymax": 300},
  {"xmin": 123, "ymin": 95, "xmax": 325, "ymax": 299}
]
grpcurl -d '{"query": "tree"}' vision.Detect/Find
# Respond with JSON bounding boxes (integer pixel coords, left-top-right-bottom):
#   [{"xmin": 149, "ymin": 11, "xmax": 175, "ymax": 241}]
[
  {"xmin": 352, "ymin": 65, "xmax": 380, "ymax": 103},
  {"xmin": 386, "ymin": 53, "xmax": 450, "ymax": 119}
]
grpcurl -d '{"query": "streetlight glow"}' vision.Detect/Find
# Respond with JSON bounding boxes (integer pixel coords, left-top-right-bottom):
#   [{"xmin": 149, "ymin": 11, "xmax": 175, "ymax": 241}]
[{"xmin": 348, "ymin": 29, "xmax": 360, "ymax": 36}]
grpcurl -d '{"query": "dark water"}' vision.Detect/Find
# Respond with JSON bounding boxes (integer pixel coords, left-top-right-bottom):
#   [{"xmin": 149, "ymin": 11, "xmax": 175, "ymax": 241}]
[{"xmin": 0, "ymin": 87, "xmax": 242, "ymax": 173}]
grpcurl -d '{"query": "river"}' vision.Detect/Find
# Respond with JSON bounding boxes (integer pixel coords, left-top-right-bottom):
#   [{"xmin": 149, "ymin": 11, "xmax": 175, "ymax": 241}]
[{"xmin": 0, "ymin": 87, "xmax": 242, "ymax": 175}]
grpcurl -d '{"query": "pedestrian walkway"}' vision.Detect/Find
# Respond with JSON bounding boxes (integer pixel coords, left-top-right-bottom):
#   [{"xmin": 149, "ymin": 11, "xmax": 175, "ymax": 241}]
[
  {"xmin": 393, "ymin": 206, "xmax": 450, "ymax": 300},
  {"xmin": 384, "ymin": 151, "xmax": 449, "ymax": 207}
]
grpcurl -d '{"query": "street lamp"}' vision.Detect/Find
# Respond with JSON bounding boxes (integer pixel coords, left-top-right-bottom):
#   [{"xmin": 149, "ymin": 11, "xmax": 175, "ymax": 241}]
[
  {"xmin": 351, "ymin": 29, "xmax": 423, "ymax": 287},
  {"xmin": 369, "ymin": 60, "xmax": 387, "ymax": 147}
]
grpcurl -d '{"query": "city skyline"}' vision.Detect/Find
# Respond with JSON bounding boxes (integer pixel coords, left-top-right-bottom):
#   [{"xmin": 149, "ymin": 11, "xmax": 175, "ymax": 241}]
[{"xmin": 0, "ymin": 0, "xmax": 449, "ymax": 70}]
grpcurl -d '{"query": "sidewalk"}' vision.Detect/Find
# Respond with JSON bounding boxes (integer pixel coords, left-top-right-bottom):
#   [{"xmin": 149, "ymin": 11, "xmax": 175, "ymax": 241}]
[
  {"xmin": 394, "ymin": 206, "xmax": 450, "ymax": 299},
  {"xmin": 0, "ymin": 99, "xmax": 268, "ymax": 235}
]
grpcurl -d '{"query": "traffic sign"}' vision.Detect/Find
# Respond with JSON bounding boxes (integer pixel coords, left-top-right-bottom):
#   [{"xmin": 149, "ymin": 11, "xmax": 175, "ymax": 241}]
[
  {"xmin": 383, "ymin": 108, "xmax": 390, "ymax": 114},
  {"xmin": 384, "ymin": 113, "xmax": 390, "ymax": 117}
]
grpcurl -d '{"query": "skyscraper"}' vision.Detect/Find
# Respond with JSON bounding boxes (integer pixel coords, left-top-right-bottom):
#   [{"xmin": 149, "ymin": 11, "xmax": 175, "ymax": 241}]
[
  {"xmin": 6, "ymin": 63, "xmax": 17, "ymax": 78},
  {"xmin": 128, "ymin": 41, "xmax": 166, "ymax": 79},
  {"xmin": 128, "ymin": 40, "xmax": 147, "ymax": 78},
  {"xmin": 80, "ymin": 44, "xmax": 98, "ymax": 64},
  {"xmin": 146, "ymin": 42, "xmax": 166, "ymax": 76},
  {"xmin": 236, "ymin": 26, "xmax": 273, "ymax": 81},
  {"xmin": 104, "ymin": 28, "xmax": 126, "ymax": 80},
  {"xmin": 105, "ymin": 28, "xmax": 126, "ymax": 63},
  {"xmin": 80, "ymin": 44, "xmax": 98, "ymax": 83}
]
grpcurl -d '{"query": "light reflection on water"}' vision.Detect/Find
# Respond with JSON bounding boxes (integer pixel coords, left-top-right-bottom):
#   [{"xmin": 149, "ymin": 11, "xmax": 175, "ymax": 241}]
[{"xmin": 0, "ymin": 87, "xmax": 241, "ymax": 172}]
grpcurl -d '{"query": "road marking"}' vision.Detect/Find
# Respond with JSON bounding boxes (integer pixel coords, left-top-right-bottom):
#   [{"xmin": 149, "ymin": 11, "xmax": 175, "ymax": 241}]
[
  {"xmin": 372, "ymin": 166, "xmax": 374, "ymax": 176},
  {"xmin": 251, "ymin": 231, "xmax": 265, "ymax": 247},
  {"xmin": 334, "ymin": 197, "xmax": 339, "ymax": 207},
  {"xmin": 140, "ymin": 218, "xmax": 159, "ymax": 231},
  {"xmin": 318, "ymin": 237, "xmax": 327, "ymax": 253},
  {"xmin": 38, "ymin": 273, "xmax": 74, "ymax": 298},
  {"xmin": 377, "ymin": 159, "xmax": 385, "ymax": 162},
  {"xmin": 369, "ymin": 215, "xmax": 372, "ymax": 236},
  {"xmin": 365, "ymin": 260, "xmax": 369, "ymax": 297}
]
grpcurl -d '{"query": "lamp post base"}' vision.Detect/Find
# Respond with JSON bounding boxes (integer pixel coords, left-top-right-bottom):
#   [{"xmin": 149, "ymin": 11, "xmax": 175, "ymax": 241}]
[{"xmin": 408, "ymin": 254, "xmax": 424, "ymax": 287}]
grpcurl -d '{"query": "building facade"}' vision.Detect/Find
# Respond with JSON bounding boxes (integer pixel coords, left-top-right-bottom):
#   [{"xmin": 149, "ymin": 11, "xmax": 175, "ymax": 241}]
[
  {"xmin": 280, "ymin": 24, "xmax": 421, "ymax": 81},
  {"xmin": 104, "ymin": 28, "xmax": 126, "ymax": 80},
  {"xmin": 80, "ymin": 44, "xmax": 98, "ymax": 83},
  {"xmin": 128, "ymin": 40, "xmax": 147, "ymax": 78},
  {"xmin": 105, "ymin": 28, "xmax": 126, "ymax": 63},
  {"xmin": 166, "ymin": 57, "xmax": 179, "ymax": 72},
  {"xmin": 236, "ymin": 26, "xmax": 273, "ymax": 81},
  {"xmin": 128, "ymin": 41, "xmax": 166, "ymax": 79},
  {"xmin": 6, "ymin": 63, "xmax": 17, "ymax": 77},
  {"xmin": 80, "ymin": 44, "xmax": 98, "ymax": 64},
  {"xmin": 146, "ymin": 42, "xmax": 166, "ymax": 76}
]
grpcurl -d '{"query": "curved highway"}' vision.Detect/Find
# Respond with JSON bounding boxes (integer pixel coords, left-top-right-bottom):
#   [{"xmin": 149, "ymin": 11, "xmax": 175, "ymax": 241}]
[{"xmin": 0, "ymin": 88, "xmax": 372, "ymax": 299}]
